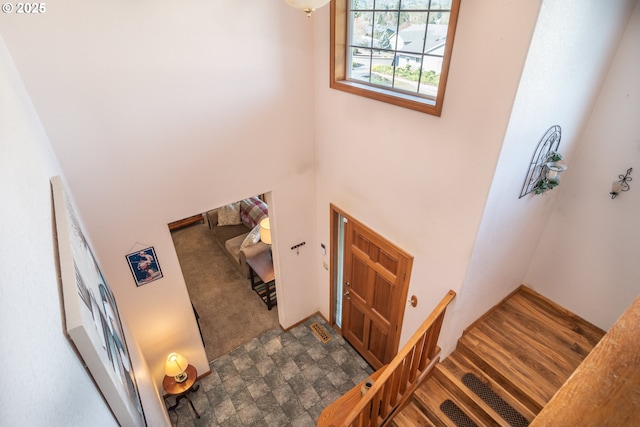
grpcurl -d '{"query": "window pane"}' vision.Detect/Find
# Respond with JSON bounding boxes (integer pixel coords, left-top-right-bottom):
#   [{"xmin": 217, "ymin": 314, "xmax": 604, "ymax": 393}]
[
  {"xmin": 351, "ymin": 11, "xmax": 374, "ymax": 48},
  {"xmin": 430, "ymin": 0, "xmax": 453, "ymax": 9},
  {"xmin": 418, "ymin": 55, "xmax": 442, "ymax": 97},
  {"xmin": 397, "ymin": 12, "xmax": 428, "ymax": 53},
  {"xmin": 429, "ymin": 10, "xmax": 450, "ymax": 25},
  {"xmin": 372, "ymin": 11, "xmax": 399, "ymax": 50},
  {"xmin": 400, "ymin": 0, "xmax": 430, "ymax": 10},
  {"xmin": 393, "ymin": 54, "xmax": 421, "ymax": 92},
  {"xmin": 350, "ymin": 47, "xmax": 373, "ymax": 83},
  {"xmin": 351, "ymin": 0, "xmax": 373, "ymax": 10},
  {"xmin": 370, "ymin": 50, "xmax": 395, "ymax": 88},
  {"xmin": 424, "ymin": 12, "xmax": 449, "ymax": 53},
  {"xmin": 376, "ymin": 0, "xmax": 399, "ymax": 10},
  {"xmin": 401, "ymin": 0, "xmax": 452, "ymax": 11}
]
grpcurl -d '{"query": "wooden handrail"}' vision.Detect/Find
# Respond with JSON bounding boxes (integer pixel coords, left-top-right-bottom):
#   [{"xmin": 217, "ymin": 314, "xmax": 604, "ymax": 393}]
[{"xmin": 318, "ymin": 290, "xmax": 456, "ymax": 427}]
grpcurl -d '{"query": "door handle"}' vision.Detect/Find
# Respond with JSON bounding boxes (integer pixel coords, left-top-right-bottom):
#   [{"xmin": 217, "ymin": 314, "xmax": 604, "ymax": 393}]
[{"xmin": 344, "ymin": 290, "xmax": 350, "ymax": 299}]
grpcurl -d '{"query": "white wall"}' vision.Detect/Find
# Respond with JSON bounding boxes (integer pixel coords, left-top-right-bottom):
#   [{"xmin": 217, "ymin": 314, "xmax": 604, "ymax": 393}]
[
  {"xmin": 526, "ymin": 0, "xmax": 640, "ymax": 330},
  {"xmin": 313, "ymin": 0, "xmax": 543, "ymax": 350},
  {"xmin": 446, "ymin": 0, "xmax": 637, "ymax": 350},
  {"xmin": 0, "ymin": 36, "xmax": 118, "ymax": 427},
  {"xmin": 0, "ymin": 0, "xmax": 320, "ymax": 410}
]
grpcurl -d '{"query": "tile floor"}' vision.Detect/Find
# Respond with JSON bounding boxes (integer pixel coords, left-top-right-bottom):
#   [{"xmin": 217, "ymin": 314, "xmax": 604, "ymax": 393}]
[{"xmin": 166, "ymin": 316, "xmax": 374, "ymax": 426}]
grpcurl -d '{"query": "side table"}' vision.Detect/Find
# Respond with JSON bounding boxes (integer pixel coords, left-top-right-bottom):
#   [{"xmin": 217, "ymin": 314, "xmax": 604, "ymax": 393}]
[
  {"xmin": 246, "ymin": 250, "xmax": 277, "ymax": 310},
  {"xmin": 163, "ymin": 364, "xmax": 200, "ymax": 418}
]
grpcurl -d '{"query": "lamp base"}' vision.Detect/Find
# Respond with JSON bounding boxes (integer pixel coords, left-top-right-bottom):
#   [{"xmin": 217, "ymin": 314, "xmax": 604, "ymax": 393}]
[{"xmin": 174, "ymin": 371, "xmax": 188, "ymax": 383}]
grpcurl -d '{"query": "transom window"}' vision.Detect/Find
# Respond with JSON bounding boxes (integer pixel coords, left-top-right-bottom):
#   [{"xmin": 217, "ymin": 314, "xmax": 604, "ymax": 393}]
[{"xmin": 331, "ymin": 0, "xmax": 460, "ymax": 116}]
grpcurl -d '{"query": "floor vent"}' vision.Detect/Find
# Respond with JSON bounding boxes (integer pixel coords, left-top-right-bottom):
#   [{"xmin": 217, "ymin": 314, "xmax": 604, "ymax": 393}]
[
  {"xmin": 440, "ymin": 399, "xmax": 478, "ymax": 427},
  {"xmin": 462, "ymin": 373, "xmax": 529, "ymax": 427},
  {"xmin": 310, "ymin": 322, "xmax": 331, "ymax": 344}
]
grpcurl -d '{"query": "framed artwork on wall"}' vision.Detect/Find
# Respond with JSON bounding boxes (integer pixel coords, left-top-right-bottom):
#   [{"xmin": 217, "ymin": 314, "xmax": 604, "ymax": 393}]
[
  {"xmin": 125, "ymin": 247, "xmax": 163, "ymax": 287},
  {"xmin": 51, "ymin": 176, "xmax": 145, "ymax": 426}
]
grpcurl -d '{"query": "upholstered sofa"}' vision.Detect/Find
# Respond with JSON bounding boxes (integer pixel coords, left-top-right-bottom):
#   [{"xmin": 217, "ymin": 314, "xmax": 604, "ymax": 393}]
[{"xmin": 205, "ymin": 197, "xmax": 270, "ymax": 278}]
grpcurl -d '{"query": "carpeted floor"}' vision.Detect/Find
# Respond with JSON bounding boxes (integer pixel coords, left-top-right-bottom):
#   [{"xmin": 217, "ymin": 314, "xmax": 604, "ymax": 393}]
[{"xmin": 171, "ymin": 221, "xmax": 280, "ymax": 362}]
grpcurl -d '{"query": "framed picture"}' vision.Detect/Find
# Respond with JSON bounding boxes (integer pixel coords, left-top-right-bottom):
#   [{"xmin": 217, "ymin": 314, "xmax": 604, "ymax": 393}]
[
  {"xmin": 51, "ymin": 176, "xmax": 145, "ymax": 426},
  {"xmin": 126, "ymin": 247, "xmax": 163, "ymax": 287}
]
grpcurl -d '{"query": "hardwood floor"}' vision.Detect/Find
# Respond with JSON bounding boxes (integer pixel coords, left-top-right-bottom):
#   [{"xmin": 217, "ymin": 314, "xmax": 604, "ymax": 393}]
[
  {"xmin": 530, "ymin": 294, "xmax": 640, "ymax": 426},
  {"xmin": 391, "ymin": 286, "xmax": 605, "ymax": 427}
]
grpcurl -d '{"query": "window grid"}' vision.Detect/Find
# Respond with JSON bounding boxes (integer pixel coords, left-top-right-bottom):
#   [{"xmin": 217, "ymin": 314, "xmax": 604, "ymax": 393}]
[
  {"xmin": 331, "ymin": 0, "xmax": 460, "ymax": 116},
  {"xmin": 347, "ymin": 1, "xmax": 451, "ymax": 99}
]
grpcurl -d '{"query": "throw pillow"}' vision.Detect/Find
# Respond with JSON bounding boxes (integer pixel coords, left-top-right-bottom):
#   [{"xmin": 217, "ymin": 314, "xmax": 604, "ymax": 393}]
[
  {"xmin": 240, "ymin": 196, "xmax": 269, "ymax": 229},
  {"xmin": 240, "ymin": 224, "xmax": 261, "ymax": 250},
  {"xmin": 218, "ymin": 202, "xmax": 242, "ymax": 226}
]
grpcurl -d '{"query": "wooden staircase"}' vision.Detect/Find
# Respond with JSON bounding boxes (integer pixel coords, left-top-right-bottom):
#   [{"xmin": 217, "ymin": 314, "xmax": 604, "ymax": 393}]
[{"xmin": 391, "ymin": 286, "xmax": 605, "ymax": 427}]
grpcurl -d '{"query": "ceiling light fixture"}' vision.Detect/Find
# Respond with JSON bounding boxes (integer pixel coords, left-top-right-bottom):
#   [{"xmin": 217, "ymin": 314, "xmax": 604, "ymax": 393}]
[{"xmin": 284, "ymin": 0, "xmax": 330, "ymax": 17}]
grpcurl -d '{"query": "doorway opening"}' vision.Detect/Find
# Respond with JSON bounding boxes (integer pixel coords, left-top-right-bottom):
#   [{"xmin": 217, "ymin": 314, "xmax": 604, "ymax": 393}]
[
  {"xmin": 169, "ymin": 193, "xmax": 279, "ymax": 362},
  {"xmin": 330, "ymin": 204, "xmax": 413, "ymax": 370}
]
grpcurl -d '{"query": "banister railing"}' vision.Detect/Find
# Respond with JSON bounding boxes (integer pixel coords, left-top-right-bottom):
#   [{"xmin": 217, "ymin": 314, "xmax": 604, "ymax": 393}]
[{"xmin": 318, "ymin": 290, "xmax": 456, "ymax": 427}]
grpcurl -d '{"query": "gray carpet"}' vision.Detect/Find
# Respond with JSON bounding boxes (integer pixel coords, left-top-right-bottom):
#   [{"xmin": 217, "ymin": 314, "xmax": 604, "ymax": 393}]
[
  {"xmin": 171, "ymin": 221, "xmax": 280, "ymax": 362},
  {"xmin": 462, "ymin": 373, "xmax": 529, "ymax": 427}
]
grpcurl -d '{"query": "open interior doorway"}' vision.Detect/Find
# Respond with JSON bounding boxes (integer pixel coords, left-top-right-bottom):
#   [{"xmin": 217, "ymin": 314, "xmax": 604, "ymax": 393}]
[{"xmin": 169, "ymin": 193, "xmax": 279, "ymax": 362}]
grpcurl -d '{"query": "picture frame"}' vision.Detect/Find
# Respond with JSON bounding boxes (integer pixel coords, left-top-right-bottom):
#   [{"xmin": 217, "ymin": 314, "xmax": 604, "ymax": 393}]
[
  {"xmin": 125, "ymin": 247, "xmax": 163, "ymax": 287},
  {"xmin": 51, "ymin": 176, "xmax": 145, "ymax": 426}
]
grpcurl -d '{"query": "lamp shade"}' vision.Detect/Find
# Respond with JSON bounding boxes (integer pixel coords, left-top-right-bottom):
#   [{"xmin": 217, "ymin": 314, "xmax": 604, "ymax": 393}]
[
  {"xmin": 284, "ymin": 0, "xmax": 330, "ymax": 16},
  {"xmin": 260, "ymin": 218, "xmax": 271, "ymax": 245},
  {"xmin": 165, "ymin": 352, "xmax": 189, "ymax": 378}
]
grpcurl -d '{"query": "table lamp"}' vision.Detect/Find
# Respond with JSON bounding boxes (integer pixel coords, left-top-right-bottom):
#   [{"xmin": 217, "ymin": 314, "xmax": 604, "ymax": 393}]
[
  {"xmin": 165, "ymin": 352, "xmax": 189, "ymax": 383},
  {"xmin": 260, "ymin": 217, "xmax": 272, "ymax": 258},
  {"xmin": 260, "ymin": 217, "xmax": 271, "ymax": 244}
]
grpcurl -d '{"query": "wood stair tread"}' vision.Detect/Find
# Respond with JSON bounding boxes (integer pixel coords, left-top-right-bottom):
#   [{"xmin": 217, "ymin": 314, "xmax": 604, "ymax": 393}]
[
  {"xmin": 504, "ymin": 292, "xmax": 602, "ymax": 348},
  {"xmin": 473, "ymin": 320, "xmax": 570, "ymax": 389},
  {"xmin": 457, "ymin": 329, "xmax": 552, "ymax": 409},
  {"xmin": 432, "ymin": 364, "xmax": 504, "ymax": 426},
  {"xmin": 386, "ymin": 286, "xmax": 604, "ymax": 427},
  {"xmin": 391, "ymin": 401, "xmax": 437, "ymax": 427},
  {"xmin": 516, "ymin": 288, "xmax": 604, "ymax": 347},
  {"xmin": 486, "ymin": 301, "xmax": 592, "ymax": 369},
  {"xmin": 412, "ymin": 378, "xmax": 465, "ymax": 427},
  {"xmin": 454, "ymin": 289, "xmax": 606, "ymax": 410},
  {"xmin": 414, "ymin": 377, "xmax": 490, "ymax": 427},
  {"xmin": 442, "ymin": 351, "xmax": 537, "ymax": 421}
]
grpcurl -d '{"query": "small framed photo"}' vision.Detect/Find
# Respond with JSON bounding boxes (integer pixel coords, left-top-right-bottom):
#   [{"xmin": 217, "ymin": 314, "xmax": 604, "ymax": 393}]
[{"xmin": 126, "ymin": 247, "xmax": 163, "ymax": 286}]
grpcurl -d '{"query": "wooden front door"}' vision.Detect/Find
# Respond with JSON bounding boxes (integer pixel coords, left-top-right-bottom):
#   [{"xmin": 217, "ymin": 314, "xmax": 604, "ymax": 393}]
[{"xmin": 341, "ymin": 216, "xmax": 413, "ymax": 370}]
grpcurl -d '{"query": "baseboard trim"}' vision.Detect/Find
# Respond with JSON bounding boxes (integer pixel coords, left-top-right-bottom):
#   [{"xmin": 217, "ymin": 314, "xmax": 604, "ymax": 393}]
[{"xmin": 281, "ymin": 311, "xmax": 329, "ymax": 332}]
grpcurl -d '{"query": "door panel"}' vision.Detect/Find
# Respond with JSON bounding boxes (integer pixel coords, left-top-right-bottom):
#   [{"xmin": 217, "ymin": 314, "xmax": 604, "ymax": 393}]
[
  {"xmin": 378, "ymin": 248, "xmax": 399, "ymax": 274},
  {"xmin": 344, "ymin": 303, "xmax": 366, "ymax": 347},
  {"xmin": 351, "ymin": 257, "xmax": 369, "ymax": 301},
  {"xmin": 372, "ymin": 274, "xmax": 393, "ymax": 319},
  {"xmin": 340, "ymin": 216, "xmax": 413, "ymax": 370},
  {"xmin": 368, "ymin": 322, "xmax": 388, "ymax": 367}
]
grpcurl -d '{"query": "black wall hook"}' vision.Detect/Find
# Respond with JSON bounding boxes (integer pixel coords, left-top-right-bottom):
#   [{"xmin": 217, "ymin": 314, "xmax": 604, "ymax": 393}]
[{"xmin": 291, "ymin": 242, "xmax": 306, "ymax": 254}]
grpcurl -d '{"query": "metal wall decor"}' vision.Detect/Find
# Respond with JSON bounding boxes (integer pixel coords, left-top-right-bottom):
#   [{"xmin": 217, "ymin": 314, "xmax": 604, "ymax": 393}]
[
  {"xmin": 610, "ymin": 168, "xmax": 633, "ymax": 199},
  {"xmin": 519, "ymin": 125, "xmax": 563, "ymax": 198}
]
